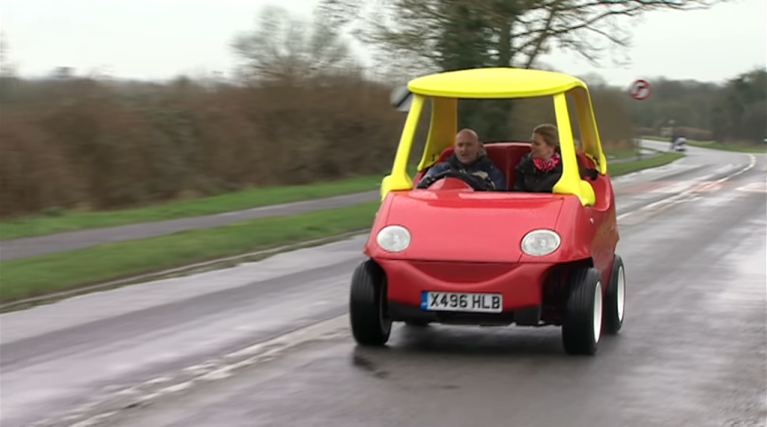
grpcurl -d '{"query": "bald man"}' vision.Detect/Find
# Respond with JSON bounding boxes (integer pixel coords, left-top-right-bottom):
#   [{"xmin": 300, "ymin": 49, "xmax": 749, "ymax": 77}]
[{"xmin": 416, "ymin": 129, "xmax": 507, "ymax": 190}]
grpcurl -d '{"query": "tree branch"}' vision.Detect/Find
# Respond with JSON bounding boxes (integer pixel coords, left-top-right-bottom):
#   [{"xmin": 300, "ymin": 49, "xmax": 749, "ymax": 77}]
[{"xmin": 316, "ymin": 0, "xmax": 734, "ymax": 73}]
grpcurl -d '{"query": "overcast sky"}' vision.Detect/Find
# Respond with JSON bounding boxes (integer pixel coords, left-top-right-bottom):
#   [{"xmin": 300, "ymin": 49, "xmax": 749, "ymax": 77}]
[{"xmin": 1, "ymin": 0, "xmax": 765, "ymax": 88}]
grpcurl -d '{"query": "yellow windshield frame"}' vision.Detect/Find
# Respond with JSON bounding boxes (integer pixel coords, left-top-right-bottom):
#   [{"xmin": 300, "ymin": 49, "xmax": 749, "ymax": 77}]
[{"xmin": 381, "ymin": 68, "xmax": 608, "ymax": 206}]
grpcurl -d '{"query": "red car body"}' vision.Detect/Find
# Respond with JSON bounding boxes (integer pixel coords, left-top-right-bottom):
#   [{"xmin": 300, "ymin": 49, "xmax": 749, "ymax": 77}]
[
  {"xmin": 362, "ymin": 142, "xmax": 619, "ymax": 326},
  {"xmin": 349, "ymin": 68, "xmax": 627, "ymax": 356}
]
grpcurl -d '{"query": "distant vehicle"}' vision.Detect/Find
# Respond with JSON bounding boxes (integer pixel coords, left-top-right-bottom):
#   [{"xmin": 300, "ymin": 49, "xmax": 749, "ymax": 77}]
[
  {"xmin": 348, "ymin": 67, "xmax": 626, "ymax": 356},
  {"xmin": 670, "ymin": 136, "xmax": 687, "ymax": 152}
]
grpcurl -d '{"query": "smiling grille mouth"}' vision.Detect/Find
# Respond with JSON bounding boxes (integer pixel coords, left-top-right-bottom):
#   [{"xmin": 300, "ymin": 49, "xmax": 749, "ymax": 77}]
[{"xmin": 410, "ymin": 261, "xmax": 517, "ymax": 283}]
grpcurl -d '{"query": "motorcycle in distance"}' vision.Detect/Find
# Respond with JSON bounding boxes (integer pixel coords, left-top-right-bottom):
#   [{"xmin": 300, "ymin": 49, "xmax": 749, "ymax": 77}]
[{"xmin": 669, "ymin": 135, "xmax": 687, "ymax": 152}]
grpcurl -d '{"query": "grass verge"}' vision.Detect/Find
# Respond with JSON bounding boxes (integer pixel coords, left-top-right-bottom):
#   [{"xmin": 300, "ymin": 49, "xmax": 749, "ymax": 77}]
[
  {"xmin": 605, "ymin": 149, "xmax": 643, "ymax": 160},
  {"xmin": 643, "ymin": 135, "xmax": 766, "ymax": 153},
  {"xmin": 0, "ymin": 174, "xmax": 386, "ymax": 241},
  {"xmin": 608, "ymin": 151, "xmax": 684, "ymax": 176},
  {"xmin": 0, "ymin": 201, "xmax": 380, "ymax": 304}
]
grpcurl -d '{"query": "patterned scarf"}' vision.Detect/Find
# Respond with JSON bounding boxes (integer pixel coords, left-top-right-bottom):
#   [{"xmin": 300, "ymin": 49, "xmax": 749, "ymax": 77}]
[{"xmin": 533, "ymin": 152, "xmax": 561, "ymax": 172}]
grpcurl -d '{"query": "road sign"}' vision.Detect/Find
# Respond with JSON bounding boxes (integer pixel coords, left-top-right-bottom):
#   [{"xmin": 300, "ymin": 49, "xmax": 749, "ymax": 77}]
[{"xmin": 629, "ymin": 79, "xmax": 651, "ymax": 100}]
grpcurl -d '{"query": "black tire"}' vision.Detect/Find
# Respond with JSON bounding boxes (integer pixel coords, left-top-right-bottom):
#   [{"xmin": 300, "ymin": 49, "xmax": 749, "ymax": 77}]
[
  {"xmin": 603, "ymin": 254, "xmax": 626, "ymax": 335},
  {"xmin": 561, "ymin": 267, "xmax": 603, "ymax": 356},
  {"xmin": 349, "ymin": 259, "xmax": 391, "ymax": 346}
]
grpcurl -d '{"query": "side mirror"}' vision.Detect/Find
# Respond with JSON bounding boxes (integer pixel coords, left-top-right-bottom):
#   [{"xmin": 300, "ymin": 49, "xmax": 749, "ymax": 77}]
[{"xmin": 390, "ymin": 86, "xmax": 413, "ymax": 112}]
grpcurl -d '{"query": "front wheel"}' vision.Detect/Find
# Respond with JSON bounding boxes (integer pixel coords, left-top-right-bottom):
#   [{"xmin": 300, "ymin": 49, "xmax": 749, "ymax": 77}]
[
  {"xmin": 349, "ymin": 259, "xmax": 391, "ymax": 346},
  {"xmin": 562, "ymin": 267, "xmax": 603, "ymax": 356}
]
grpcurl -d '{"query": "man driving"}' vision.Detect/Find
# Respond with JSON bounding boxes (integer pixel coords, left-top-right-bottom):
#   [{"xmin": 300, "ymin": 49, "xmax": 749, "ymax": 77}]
[{"xmin": 416, "ymin": 128, "xmax": 506, "ymax": 190}]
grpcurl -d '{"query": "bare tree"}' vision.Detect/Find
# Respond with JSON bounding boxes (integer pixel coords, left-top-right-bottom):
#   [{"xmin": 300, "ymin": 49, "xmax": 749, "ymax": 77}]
[
  {"xmin": 318, "ymin": 0, "xmax": 730, "ymax": 141},
  {"xmin": 231, "ymin": 5, "xmax": 356, "ymax": 84},
  {"xmin": 318, "ymin": 0, "xmax": 731, "ymax": 73},
  {"xmin": 578, "ymin": 72, "xmax": 608, "ymax": 88}
]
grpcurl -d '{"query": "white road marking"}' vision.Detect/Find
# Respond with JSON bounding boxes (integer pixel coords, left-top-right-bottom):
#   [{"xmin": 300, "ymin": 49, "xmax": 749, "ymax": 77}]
[
  {"xmin": 29, "ymin": 315, "xmax": 352, "ymax": 427},
  {"xmin": 617, "ymin": 154, "xmax": 756, "ymax": 222},
  {"xmin": 637, "ymin": 180, "xmax": 724, "ymax": 194}
]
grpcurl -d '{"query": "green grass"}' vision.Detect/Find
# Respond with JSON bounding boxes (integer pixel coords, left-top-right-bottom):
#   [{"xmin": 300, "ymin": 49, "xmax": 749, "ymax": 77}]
[
  {"xmin": 0, "ymin": 174, "xmax": 384, "ymax": 241},
  {"xmin": 684, "ymin": 140, "xmax": 765, "ymax": 153},
  {"xmin": 608, "ymin": 151, "xmax": 685, "ymax": 176},
  {"xmin": 643, "ymin": 135, "xmax": 766, "ymax": 153},
  {"xmin": 0, "ymin": 201, "xmax": 381, "ymax": 304},
  {"xmin": 605, "ymin": 149, "xmax": 643, "ymax": 160},
  {"xmin": 0, "ymin": 165, "xmax": 421, "ymax": 242}
]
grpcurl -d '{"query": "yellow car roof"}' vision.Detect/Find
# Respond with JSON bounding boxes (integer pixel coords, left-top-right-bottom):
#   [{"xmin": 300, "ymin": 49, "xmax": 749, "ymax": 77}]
[{"xmin": 407, "ymin": 67, "xmax": 586, "ymax": 99}]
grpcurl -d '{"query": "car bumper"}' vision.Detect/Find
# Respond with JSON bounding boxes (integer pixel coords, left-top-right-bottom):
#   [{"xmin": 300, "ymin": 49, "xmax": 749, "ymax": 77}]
[{"xmin": 378, "ymin": 259, "xmax": 555, "ymax": 316}]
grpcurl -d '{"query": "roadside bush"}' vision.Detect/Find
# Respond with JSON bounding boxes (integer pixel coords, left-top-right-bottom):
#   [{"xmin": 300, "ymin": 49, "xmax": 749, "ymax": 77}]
[
  {"xmin": 0, "ymin": 71, "xmax": 636, "ymax": 219},
  {"xmin": 675, "ymin": 126, "xmax": 713, "ymax": 140},
  {"xmin": 634, "ymin": 126, "xmax": 656, "ymax": 137},
  {"xmin": 0, "ymin": 73, "xmax": 404, "ymax": 218},
  {"xmin": 505, "ymin": 89, "xmax": 635, "ymax": 151},
  {"xmin": 589, "ymin": 88, "xmax": 636, "ymax": 151}
]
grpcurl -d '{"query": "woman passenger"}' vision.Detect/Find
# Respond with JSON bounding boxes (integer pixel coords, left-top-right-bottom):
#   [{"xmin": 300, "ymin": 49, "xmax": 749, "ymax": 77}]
[{"xmin": 512, "ymin": 123, "xmax": 563, "ymax": 193}]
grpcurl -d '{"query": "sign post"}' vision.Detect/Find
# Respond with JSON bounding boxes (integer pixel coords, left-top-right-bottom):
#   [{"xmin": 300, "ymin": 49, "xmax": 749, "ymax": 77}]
[{"xmin": 629, "ymin": 79, "xmax": 651, "ymax": 159}]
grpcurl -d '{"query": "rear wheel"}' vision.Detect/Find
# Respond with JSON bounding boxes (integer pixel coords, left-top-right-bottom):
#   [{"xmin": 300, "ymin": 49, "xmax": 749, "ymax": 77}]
[
  {"xmin": 349, "ymin": 259, "xmax": 391, "ymax": 346},
  {"xmin": 603, "ymin": 254, "xmax": 626, "ymax": 334},
  {"xmin": 562, "ymin": 267, "xmax": 603, "ymax": 356}
]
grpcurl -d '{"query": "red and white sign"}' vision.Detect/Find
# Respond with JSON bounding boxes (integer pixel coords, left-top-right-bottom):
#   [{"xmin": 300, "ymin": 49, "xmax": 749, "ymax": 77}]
[{"xmin": 629, "ymin": 79, "xmax": 651, "ymax": 100}]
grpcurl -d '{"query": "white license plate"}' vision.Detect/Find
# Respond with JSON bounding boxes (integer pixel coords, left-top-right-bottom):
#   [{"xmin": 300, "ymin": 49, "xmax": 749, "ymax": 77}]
[{"xmin": 421, "ymin": 291, "xmax": 502, "ymax": 313}]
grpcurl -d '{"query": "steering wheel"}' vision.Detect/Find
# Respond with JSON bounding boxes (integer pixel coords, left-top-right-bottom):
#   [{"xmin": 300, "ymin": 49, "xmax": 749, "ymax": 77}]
[{"xmin": 416, "ymin": 169, "xmax": 494, "ymax": 191}]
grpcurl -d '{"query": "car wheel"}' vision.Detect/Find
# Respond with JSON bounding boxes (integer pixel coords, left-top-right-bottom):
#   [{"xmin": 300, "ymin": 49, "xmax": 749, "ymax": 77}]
[
  {"xmin": 603, "ymin": 254, "xmax": 626, "ymax": 334},
  {"xmin": 561, "ymin": 267, "xmax": 603, "ymax": 356},
  {"xmin": 349, "ymin": 259, "xmax": 392, "ymax": 346}
]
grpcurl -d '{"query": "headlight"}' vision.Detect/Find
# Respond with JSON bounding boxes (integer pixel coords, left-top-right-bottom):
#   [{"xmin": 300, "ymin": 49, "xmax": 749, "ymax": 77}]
[
  {"xmin": 521, "ymin": 229, "xmax": 561, "ymax": 256},
  {"xmin": 376, "ymin": 225, "xmax": 411, "ymax": 252}
]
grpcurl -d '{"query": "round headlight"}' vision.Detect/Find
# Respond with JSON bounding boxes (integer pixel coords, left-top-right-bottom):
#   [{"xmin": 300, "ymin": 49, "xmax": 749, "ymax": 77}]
[
  {"xmin": 521, "ymin": 229, "xmax": 561, "ymax": 256},
  {"xmin": 376, "ymin": 225, "xmax": 411, "ymax": 252}
]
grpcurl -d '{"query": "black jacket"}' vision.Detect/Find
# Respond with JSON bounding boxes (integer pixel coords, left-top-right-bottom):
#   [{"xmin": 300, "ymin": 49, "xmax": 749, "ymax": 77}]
[
  {"xmin": 420, "ymin": 153, "xmax": 507, "ymax": 190},
  {"xmin": 512, "ymin": 153, "xmax": 563, "ymax": 193}
]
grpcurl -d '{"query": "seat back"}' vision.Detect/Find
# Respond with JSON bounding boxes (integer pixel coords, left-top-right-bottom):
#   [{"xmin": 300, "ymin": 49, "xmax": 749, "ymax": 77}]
[
  {"xmin": 575, "ymin": 151, "xmax": 596, "ymax": 170},
  {"xmin": 575, "ymin": 151, "xmax": 609, "ymax": 210},
  {"xmin": 412, "ymin": 143, "xmax": 605, "ymax": 205},
  {"xmin": 490, "ymin": 143, "xmax": 531, "ymax": 189}
]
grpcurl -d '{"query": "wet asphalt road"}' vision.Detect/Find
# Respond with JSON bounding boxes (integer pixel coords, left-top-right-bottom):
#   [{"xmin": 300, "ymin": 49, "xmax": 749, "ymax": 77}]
[
  {"xmin": 0, "ymin": 147, "xmax": 661, "ymax": 260},
  {"xmin": 1, "ymin": 142, "xmax": 765, "ymax": 427}
]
